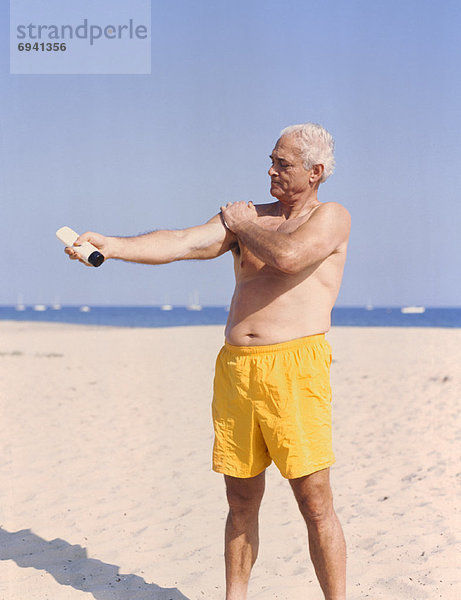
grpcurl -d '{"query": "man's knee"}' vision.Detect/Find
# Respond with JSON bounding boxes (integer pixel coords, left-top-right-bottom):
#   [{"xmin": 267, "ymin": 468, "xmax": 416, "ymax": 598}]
[
  {"xmin": 290, "ymin": 469, "xmax": 335, "ymax": 525},
  {"xmin": 296, "ymin": 493, "xmax": 335, "ymax": 525}
]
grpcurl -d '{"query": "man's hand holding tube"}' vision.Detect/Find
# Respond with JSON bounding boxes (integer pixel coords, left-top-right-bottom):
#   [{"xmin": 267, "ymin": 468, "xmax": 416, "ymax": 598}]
[{"xmin": 65, "ymin": 232, "xmax": 113, "ymax": 264}]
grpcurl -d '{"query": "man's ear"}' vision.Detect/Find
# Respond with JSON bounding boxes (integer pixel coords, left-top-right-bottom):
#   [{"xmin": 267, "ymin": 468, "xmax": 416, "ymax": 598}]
[{"xmin": 310, "ymin": 164, "xmax": 324, "ymax": 184}]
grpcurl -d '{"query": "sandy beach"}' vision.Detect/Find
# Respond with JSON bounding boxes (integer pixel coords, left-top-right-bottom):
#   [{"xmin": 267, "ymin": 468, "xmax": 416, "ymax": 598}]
[{"xmin": 0, "ymin": 321, "xmax": 459, "ymax": 599}]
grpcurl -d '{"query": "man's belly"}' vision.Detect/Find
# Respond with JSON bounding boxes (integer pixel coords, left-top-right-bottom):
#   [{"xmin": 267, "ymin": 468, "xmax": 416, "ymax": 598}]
[{"xmin": 224, "ymin": 279, "xmax": 333, "ymax": 346}]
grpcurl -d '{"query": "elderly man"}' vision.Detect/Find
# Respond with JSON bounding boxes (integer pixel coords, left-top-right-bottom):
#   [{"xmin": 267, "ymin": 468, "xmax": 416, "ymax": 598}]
[{"xmin": 67, "ymin": 122, "xmax": 350, "ymax": 600}]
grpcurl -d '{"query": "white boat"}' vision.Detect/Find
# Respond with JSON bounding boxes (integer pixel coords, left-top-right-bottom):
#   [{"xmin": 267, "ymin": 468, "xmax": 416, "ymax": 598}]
[
  {"xmin": 51, "ymin": 298, "xmax": 62, "ymax": 310},
  {"xmin": 33, "ymin": 304, "xmax": 47, "ymax": 311},
  {"xmin": 15, "ymin": 294, "xmax": 25, "ymax": 311},
  {"xmin": 187, "ymin": 290, "xmax": 202, "ymax": 311},
  {"xmin": 187, "ymin": 303, "xmax": 202, "ymax": 311},
  {"xmin": 401, "ymin": 306, "xmax": 425, "ymax": 314},
  {"xmin": 161, "ymin": 296, "xmax": 173, "ymax": 311},
  {"xmin": 79, "ymin": 305, "xmax": 91, "ymax": 313}
]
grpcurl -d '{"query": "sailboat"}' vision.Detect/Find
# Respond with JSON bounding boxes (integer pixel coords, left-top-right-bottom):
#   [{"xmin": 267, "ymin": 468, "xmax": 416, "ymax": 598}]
[
  {"xmin": 15, "ymin": 294, "xmax": 25, "ymax": 311},
  {"xmin": 160, "ymin": 295, "xmax": 173, "ymax": 311},
  {"xmin": 187, "ymin": 290, "xmax": 202, "ymax": 311},
  {"xmin": 51, "ymin": 297, "xmax": 62, "ymax": 310}
]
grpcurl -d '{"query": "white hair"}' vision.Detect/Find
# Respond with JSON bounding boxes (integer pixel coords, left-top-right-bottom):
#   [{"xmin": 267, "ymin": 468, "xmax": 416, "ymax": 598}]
[{"xmin": 280, "ymin": 122, "xmax": 335, "ymax": 183}]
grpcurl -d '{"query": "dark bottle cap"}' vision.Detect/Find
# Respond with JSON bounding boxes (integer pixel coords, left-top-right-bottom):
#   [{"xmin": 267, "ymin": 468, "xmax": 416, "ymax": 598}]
[{"xmin": 88, "ymin": 251, "xmax": 105, "ymax": 267}]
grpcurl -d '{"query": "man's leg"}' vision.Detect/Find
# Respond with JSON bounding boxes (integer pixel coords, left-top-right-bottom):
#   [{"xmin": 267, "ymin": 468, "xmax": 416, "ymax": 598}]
[
  {"xmin": 289, "ymin": 468, "xmax": 346, "ymax": 600},
  {"xmin": 224, "ymin": 471, "xmax": 266, "ymax": 600}
]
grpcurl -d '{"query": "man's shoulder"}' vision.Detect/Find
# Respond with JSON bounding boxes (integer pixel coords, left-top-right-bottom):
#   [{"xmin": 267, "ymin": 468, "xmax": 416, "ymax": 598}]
[
  {"xmin": 315, "ymin": 202, "xmax": 351, "ymax": 228},
  {"xmin": 317, "ymin": 201, "xmax": 350, "ymax": 216}
]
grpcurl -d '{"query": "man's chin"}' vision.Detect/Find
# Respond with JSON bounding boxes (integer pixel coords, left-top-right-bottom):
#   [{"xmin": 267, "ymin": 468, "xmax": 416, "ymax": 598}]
[{"xmin": 270, "ymin": 185, "xmax": 281, "ymax": 199}]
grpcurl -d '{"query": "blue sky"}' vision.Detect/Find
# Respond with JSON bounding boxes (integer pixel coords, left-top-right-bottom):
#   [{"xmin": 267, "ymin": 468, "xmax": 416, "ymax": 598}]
[{"xmin": 1, "ymin": 0, "xmax": 460, "ymax": 307}]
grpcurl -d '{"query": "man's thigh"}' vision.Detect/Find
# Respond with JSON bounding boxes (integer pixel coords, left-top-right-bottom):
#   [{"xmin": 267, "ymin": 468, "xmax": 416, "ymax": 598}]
[{"xmin": 224, "ymin": 471, "xmax": 266, "ymax": 511}]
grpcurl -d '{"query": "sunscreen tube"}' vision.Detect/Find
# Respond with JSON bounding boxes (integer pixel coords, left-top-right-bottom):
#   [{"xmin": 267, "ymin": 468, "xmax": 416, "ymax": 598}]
[{"xmin": 56, "ymin": 226, "xmax": 105, "ymax": 267}]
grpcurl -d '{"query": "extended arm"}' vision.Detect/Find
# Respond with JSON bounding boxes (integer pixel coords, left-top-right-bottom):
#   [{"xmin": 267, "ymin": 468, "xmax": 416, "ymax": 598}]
[
  {"xmin": 66, "ymin": 214, "xmax": 236, "ymax": 265},
  {"xmin": 221, "ymin": 201, "xmax": 350, "ymax": 274}
]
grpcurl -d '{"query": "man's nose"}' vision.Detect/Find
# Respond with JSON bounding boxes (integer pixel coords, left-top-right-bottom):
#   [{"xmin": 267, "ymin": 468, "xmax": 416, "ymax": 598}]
[{"xmin": 268, "ymin": 165, "xmax": 277, "ymax": 176}]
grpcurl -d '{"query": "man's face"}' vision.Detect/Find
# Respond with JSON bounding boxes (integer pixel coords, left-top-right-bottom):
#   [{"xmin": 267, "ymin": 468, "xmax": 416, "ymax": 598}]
[{"xmin": 268, "ymin": 134, "xmax": 311, "ymax": 203}]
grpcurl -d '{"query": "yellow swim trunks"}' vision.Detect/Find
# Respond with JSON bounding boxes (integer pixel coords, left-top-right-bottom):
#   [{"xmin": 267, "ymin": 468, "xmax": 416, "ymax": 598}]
[{"xmin": 212, "ymin": 334, "xmax": 335, "ymax": 479}]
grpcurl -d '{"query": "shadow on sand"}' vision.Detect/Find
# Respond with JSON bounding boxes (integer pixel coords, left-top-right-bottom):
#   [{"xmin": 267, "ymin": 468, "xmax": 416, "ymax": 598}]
[{"xmin": 0, "ymin": 527, "xmax": 191, "ymax": 600}]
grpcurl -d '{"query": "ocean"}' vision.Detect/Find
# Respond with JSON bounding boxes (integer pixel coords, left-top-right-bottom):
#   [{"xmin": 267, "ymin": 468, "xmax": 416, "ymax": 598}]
[{"xmin": 0, "ymin": 306, "xmax": 460, "ymax": 328}]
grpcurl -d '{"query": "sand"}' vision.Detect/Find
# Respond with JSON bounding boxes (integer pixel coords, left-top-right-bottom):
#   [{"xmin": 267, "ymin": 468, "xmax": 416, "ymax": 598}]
[{"xmin": 0, "ymin": 321, "xmax": 459, "ymax": 599}]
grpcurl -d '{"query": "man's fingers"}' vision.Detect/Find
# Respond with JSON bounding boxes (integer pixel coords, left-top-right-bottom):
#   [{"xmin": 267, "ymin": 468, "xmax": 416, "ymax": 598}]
[
  {"xmin": 64, "ymin": 246, "xmax": 89, "ymax": 265},
  {"xmin": 65, "ymin": 247, "xmax": 78, "ymax": 258},
  {"xmin": 65, "ymin": 248, "xmax": 82, "ymax": 262},
  {"xmin": 74, "ymin": 232, "xmax": 94, "ymax": 246}
]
